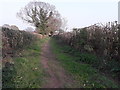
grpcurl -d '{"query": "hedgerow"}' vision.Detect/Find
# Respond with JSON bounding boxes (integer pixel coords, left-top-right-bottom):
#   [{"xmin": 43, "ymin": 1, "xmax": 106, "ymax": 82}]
[
  {"xmin": 54, "ymin": 21, "xmax": 120, "ymax": 81},
  {"xmin": 2, "ymin": 27, "xmax": 36, "ymax": 59}
]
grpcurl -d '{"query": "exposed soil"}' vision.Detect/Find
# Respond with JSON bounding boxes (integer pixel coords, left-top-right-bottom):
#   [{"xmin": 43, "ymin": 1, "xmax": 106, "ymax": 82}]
[{"xmin": 40, "ymin": 40, "xmax": 76, "ymax": 88}]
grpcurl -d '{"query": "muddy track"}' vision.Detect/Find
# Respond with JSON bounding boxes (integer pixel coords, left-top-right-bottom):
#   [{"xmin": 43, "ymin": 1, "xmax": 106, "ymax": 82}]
[{"xmin": 40, "ymin": 40, "xmax": 76, "ymax": 88}]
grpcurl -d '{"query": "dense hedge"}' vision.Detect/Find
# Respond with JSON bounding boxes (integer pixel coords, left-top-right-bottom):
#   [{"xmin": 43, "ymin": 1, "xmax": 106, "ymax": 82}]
[
  {"xmin": 2, "ymin": 27, "xmax": 36, "ymax": 58},
  {"xmin": 54, "ymin": 21, "xmax": 120, "ymax": 78}
]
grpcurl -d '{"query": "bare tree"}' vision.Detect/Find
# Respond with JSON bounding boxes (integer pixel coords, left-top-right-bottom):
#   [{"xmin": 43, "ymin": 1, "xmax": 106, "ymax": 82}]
[
  {"xmin": 61, "ymin": 18, "xmax": 67, "ymax": 30},
  {"xmin": 57, "ymin": 18, "xmax": 68, "ymax": 34},
  {"xmin": 17, "ymin": 1, "xmax": 62, "ymax": 35},
  {"xmin": 45, "ymin": 15, "xmax": 62, "ymax": 35}
]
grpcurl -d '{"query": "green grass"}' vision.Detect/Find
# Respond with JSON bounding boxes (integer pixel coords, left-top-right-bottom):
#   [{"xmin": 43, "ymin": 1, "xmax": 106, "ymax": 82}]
[
  {"xmin": 2, "ymin": 37, "xmax": 48, "ymax": 88},
  {"xmin": 51, "ymin": 38, "xmax": 119, "ymax": 88}
]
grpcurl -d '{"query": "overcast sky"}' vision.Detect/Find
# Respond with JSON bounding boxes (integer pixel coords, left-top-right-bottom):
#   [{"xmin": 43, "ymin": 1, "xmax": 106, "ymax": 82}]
[{"xmin": 0, "ymin": 0, "xmax": 119, "ymax": 30}]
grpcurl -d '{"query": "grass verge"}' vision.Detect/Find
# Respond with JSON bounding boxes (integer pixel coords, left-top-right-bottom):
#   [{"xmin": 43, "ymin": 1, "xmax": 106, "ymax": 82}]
[
  {"xmin": 51, "ymin": 38, "xmax": 119, "ymax": 88},
  {"xmin": 2, "ymin": 37, "xmax": 48, "ymax": 88}
]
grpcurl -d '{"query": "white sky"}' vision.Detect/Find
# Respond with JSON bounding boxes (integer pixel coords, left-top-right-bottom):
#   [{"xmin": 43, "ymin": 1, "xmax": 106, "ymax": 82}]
[{"xmin": 0, "ymin": 0, "xmax": 119, "ymax": 30}]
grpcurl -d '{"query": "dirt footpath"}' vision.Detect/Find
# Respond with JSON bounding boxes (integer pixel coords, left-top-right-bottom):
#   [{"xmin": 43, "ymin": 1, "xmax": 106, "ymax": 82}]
[{"xmin": 40, "ymin": 40, "xmax": 76, "ymax": 88}]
